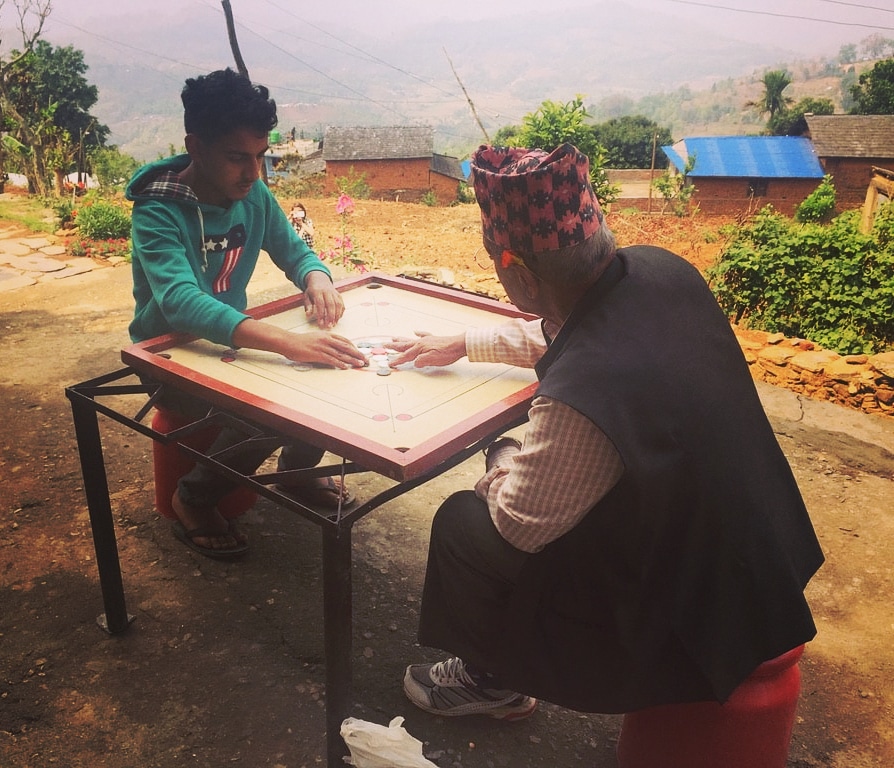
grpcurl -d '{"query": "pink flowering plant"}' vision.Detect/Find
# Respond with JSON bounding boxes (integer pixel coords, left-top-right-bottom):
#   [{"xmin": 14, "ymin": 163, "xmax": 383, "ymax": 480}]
[
  {"xmin": 68, "ymin": 236, "xmax": 132, "ymax": 262},
  {"xmin": 318, "ymin": 194, "xmax": 368, "ymax": 273}
]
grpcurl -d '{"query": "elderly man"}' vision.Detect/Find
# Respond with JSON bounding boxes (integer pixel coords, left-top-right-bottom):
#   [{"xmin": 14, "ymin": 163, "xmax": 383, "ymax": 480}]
[{"xmin": 391, "ymin": 144, "xmax": 823, "ymax": 719}]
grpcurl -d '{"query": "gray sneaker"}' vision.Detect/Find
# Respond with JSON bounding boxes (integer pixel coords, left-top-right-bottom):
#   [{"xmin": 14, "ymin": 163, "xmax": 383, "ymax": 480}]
[{"xmin": 403, "ymin": 657, "xmax": 537, "ymax": 720}]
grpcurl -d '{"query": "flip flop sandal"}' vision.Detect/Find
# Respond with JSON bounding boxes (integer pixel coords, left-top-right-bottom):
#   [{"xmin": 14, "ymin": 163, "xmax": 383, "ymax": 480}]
[
  {"xmin": 275, "ymin": 476, "xmax": 356, "ymax": 510},
  {"xmin": 172, "ymin": 521, "xmax": 249, "ymax": 559}
]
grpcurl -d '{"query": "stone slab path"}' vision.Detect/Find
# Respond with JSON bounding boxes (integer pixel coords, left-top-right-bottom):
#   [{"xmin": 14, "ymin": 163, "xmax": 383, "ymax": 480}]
[{"xmin": 0, "ymin": 226, "xmax": 115, "ymax": 292}]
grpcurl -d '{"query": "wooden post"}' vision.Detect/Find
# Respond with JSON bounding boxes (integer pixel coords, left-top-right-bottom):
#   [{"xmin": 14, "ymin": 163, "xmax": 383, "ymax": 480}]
[{"xmin": 860, "ymin": 166, "xmax": 894, "ymax": 234}]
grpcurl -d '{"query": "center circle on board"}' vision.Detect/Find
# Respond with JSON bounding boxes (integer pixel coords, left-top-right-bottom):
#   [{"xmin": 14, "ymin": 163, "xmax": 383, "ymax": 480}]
[{"xmin": 354, "ymin": 336, "xmax": 401, "ymax": 371}]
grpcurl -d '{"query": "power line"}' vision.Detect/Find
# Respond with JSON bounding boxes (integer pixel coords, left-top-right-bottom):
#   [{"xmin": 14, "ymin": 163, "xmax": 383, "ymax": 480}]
[
  {"xmin": 261, "ymin": 0, "xmax": 460, "ymax": 99},
  {"xmin": 222, "ymin": 10, "xmax": 392, "ymax": 70},
  {"xmin": 49, "ymin": 7, "xmax": 422, "ymax": 105},
  {"xmin": 232, "ymin": 14, "xmax": 463, "ymax": 105},
  {"xmin": 814, "ymin": 0, "xmax": 894, "ymax": 14},
  {"xmin": 254, "ymin": 0, "xmax": 523, "ymax": 140},
  {"xmin": 190, "ymin": 1, "xmax": 447, "ymax": 124},
  {"xmin": 667, "ymin": 0, "xmax": 894, "ymax": 31},
  {"xmin": 48, "ymin": 16, "xmax": 211, "ymax": 74},
  {"xmin": 231, "ymin": 19, "xmax": 419, "ymax": 123},
  {"xmin": 48, "ymin": 2, "xmax": 489, "ymax": 146},
  {"xmin": 226, "ymin": 0, "xmax": 498, "ymax": 140}
]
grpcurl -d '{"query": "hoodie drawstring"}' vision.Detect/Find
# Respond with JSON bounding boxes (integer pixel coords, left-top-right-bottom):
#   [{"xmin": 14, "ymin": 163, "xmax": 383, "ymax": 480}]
[{"xmin": 196, "ymin": 206, "xmax": 208, "ymax": 272}]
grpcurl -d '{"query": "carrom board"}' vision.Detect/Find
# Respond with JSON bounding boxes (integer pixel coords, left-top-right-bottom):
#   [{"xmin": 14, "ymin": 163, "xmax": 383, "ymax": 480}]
[{"xmin": 122, "ymin": 273, "xmax": 538, "ymax": 480}]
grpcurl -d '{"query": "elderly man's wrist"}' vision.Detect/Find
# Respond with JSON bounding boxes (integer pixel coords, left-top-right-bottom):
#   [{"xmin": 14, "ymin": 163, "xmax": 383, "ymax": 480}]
[{"xmin": 484, "ymin": 436, "xmax": 522, "ymax": 471}]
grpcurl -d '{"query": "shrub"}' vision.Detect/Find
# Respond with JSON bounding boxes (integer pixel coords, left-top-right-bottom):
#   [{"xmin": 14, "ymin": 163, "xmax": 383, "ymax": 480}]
[
  {"xmin": 707, "ymin": 205, "xmax": 894, "ymax": 355},
  {"xmin": 795, "ymin": 175, "xmax": 836, "ymax": 223},
  {"xmin": 274, "ymin": 173, "xmax": 326, "ymax": 199},
  {"xmin": 652, "ymin": 154, "xmax": 697, "ymax": 217},
  {"xmin": 456, "ymin": 181, "xmax": 476, "ymax": 204},
  {"xmin": 75, "ymin": 198, "xmax": 131, "ymax": 240},
  {"xmin": 334, "ymin": 167, "xmax": 371, "ymax": 199},
  {"xmin": 54, "ymin": 199, "xmax": 76, "ymax": 228}
]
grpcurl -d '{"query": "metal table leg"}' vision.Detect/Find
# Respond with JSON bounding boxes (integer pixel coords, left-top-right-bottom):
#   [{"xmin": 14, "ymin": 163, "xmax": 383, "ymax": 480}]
[
  {"xmin": 322, "ymin": 522, "xmax": 353, "ymax": 767},
  {"xmin": 69, "ymin": 392, "xmax": 134, "ymax": 634}
]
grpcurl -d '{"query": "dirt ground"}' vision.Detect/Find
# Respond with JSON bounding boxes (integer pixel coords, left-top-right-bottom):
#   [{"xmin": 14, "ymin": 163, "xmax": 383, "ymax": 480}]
[
  {"xmin": 1, "ymin": 198, "xmax": 893, "ymax": 767},
  {"xmin": 302, "ymin": 195, "xmax": 733, "ymax": 297}
]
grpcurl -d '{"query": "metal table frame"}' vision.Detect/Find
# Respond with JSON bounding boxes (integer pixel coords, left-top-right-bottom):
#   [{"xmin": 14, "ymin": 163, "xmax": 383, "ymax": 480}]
[{"xmin": 65, "ymin": 367, "xmax": 528, "ymax": 767}]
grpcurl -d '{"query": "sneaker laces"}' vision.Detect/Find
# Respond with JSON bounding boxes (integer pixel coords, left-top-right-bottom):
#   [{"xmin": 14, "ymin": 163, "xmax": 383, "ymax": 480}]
[{"xmin": 429, "ymin": 657, "xmax": 479, "ymax": 688}]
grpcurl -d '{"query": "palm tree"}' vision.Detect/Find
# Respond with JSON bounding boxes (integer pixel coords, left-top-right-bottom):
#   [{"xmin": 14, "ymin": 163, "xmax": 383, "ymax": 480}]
[{"xmin": 748, "ymin": 69, "xmax": 794, "ymax": 120}]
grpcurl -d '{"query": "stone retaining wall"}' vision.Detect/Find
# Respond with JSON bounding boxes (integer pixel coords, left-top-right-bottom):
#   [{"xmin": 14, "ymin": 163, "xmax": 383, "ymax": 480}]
[{"xmin": 735, "ymin": 327, "xmax": 894, "ymax": 418}]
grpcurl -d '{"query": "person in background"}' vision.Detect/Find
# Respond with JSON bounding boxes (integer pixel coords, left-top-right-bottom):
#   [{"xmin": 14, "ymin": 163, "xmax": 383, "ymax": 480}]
[
  {"xmin": 126, "ymin": 68, "xmax": 366, "ymax": 559},
  {"xmin": 388, "ymin": 143, "xmax": 824, "ymax": 721},
  {"xmin": 290, "ymin": 202, "xmax": 315, "ymax": 249}
]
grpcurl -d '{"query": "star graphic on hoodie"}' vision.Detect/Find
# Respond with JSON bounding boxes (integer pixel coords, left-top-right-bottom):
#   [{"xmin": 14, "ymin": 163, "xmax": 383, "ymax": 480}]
[{"xmin": 205, "ymin": 236, "xmax": 230, "ymax": 252}]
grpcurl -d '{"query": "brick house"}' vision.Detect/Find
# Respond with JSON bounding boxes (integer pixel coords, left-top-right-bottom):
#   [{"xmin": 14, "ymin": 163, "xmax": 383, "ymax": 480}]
[
  {"xmin": 805, "ymin": 114, "xmax": 894, "ymax": 208},
  {"xmin": 322, "ymin": 126, "xmax": 465, "ymax": 205},
  {"xmin": 662, "ymin": 136, "xmax": 825, "ymax": 216}
]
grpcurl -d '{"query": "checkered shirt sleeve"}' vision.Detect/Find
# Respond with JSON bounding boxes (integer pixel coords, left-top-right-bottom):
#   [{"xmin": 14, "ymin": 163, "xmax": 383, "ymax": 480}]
[
  {"xmin": 464, "ymin": 318, "xmax": 624, "ymax": 553},
  {"xmin": 475, "ymin": 396, "xmax": 624, "ymax": 554},
  {"xmin": 465, "ymin": 318, "xmax": 547, "ymax": 367}
]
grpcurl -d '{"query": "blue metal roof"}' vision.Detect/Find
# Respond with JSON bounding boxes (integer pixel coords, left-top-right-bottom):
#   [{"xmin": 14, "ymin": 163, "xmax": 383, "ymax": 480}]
[{"xmin": 661, "ymin": 136, "xmax": 825, "ymax": 179}]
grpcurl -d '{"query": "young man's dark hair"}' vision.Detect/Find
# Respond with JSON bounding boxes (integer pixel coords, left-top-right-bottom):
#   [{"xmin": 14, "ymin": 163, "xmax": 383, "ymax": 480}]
[{"xmin": 181, "ymin": 68, "xmax": 278, "ymax": 144}]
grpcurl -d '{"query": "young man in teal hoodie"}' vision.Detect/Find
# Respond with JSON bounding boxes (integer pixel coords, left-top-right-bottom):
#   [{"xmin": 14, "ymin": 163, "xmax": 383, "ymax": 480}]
[{"xmin": 127, "ymin": 68, "xmax": 367, "ymax": 558}]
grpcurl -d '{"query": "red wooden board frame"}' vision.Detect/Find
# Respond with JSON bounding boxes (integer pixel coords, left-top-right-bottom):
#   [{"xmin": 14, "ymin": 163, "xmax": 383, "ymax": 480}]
[{"xmin": 121, "ymin": 272, "xmax": 538, "ymax": 481}]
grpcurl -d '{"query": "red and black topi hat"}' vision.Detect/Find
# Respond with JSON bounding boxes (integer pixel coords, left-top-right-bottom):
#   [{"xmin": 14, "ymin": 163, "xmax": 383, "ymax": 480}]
[{"xmin": 470, "ymin": 143, "xmax": 603, "ymax": 255}]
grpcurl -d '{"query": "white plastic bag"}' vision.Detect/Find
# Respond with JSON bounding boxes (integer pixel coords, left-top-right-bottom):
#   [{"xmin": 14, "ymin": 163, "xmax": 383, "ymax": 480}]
[{"xmin": 341, "ymin": 716, "xmax": 439, "ymax": 767}]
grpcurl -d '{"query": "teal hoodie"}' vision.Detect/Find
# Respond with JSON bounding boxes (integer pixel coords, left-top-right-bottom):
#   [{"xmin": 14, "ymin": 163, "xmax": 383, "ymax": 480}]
[{"xmin": 126, "ymin": 154, "xmax": 331, "ymax": 345}]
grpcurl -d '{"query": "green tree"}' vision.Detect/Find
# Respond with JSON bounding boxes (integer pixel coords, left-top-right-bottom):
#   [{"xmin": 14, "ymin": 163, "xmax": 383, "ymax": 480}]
[
  {"xmin": 653, "ymin": 154, "xmax": 697, "ymax": 216},
  {"xmin": 89, "ymin": 146, "xmax": 140, "ymax": 190},
  {"xmin": 591, "ymin": 115, "xmax": 672, "ymax": 169},
  {"xmin": 4, "ymin": 39, "xmax": 108, "ymax": 195},
  {"xmin": 517, "ymin": 96, "xmax": 596, "ymax": 154},
  {"xmin": 0, "ymin": 1, "xmax": 49, "ymax": 189},
  {"xmin": 492, "ymin": 124, "xmax": 521, "ymax": 146},
  {"xmin": 849, "ymin": 58, "xmax": 894, "ymax": 114},
  {"xmin": 768, "ymin": 96, "xmax": 835, "ymax": 136},
  {"xmin": 514, "ymin": 96, "xmax": 619, "ymax": 205},
  {"xmin": 838, "ymin": 43, "xmax": 857, "ymax": 65},
  {"xmin": 840, "ymin": 67, "xmax": 858, "ymax": 112},
  {"xmin": 748, "ymin": 69, "xmax": 794, "ymax": 120}
]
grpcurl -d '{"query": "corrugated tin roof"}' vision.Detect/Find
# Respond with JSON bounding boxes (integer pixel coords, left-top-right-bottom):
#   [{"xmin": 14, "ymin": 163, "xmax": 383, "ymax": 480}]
[
  {"xmin": 322, "ymin": 126, "xmax": 434, "ymax": 161},
  {"xmin": 431, "ymin": 153, "xmax": 465, "ymax": 181},
  {"xmin": 663, "ymin": 145, "xmax": 686, "ymax": 172},
  {"xmin": 662, "ymin": 136, "xmax": 825, "ymax": 178},
  {"xmin": 805, "ymin": 114, "xmax": 894, "ymax": 158}
]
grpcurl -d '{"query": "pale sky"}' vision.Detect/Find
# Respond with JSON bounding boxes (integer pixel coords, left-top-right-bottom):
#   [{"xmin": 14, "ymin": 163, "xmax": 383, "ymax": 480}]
[
  {"xmin": 40, "ymin": 0, "xmax": 894, "ymax": 52},
  {"xmin": 16, "ymin": 0, "xmax": 894, "ymax": 157}
]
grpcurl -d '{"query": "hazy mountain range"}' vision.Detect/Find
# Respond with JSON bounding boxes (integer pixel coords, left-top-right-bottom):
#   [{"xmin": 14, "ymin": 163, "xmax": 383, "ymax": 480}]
[{"xmin": 37, "ymin": 0, "xmax": 871, "ymax": 161}]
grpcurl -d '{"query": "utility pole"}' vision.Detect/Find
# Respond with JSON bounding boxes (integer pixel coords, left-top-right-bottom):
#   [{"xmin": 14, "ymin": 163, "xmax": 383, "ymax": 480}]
[
  {"xmin": 221, "ymin": 0, "xmax": 249, "ymax": 78},
  {"xmin": 444, "ymin": 48, "xmax": 490, "ymax": 144},
  {"xmin": 220, "ymin": 1, "xmax": 268, "ymax": 183}
]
